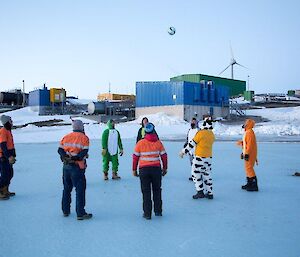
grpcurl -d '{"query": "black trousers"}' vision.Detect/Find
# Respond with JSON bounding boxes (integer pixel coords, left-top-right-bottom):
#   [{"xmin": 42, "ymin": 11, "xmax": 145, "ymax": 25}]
[
  {"xmin": 0, "ymin": 158, "xmax": 14, "ymax": 188},
  {"xmin": 139, "ymin": 166, "xmax": 162, "ymax": 216}
]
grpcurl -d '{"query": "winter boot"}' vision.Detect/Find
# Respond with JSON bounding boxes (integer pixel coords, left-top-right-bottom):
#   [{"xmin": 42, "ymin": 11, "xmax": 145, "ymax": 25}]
[
  {"xmin": 5, "ymin": 186, "xmax": 15, "ymax": 196},
  {"xmin": 112, "ymin": 171, "xmax": 121, "ymax": 180},
  {"xmin": 205, "ymin": 193, "xmax": 214, "ymax": 199},
  {"xmin": 246, "ymin": 176, "xmax": 259, "ymax": 192},
  {"xmin": 192, "ymin": 190, "xmax": 205, "ymax": 199},
  {"xmin": 77, "ymin": 213, "xmax": 93, "ymax": 220},
  {"xmin": 143, "ymin": 213, "xmax": 151, "ymax": 220},
  {"xmin": 103, "ymin": 172, "xmax": 109, "ymax": 180},
  {"xmin": 0, "ymin": 187, "xmax": 10, "ymax": 200},
  {"xmin": 241, "ymin": 177, "xmax": 250, "ymax": 190}
]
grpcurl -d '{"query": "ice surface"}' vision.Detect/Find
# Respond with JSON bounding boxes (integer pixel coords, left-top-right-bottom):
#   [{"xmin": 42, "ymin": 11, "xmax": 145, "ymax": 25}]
[{"xmin": 1, "ymin": 139, "xmax": 299, "ymax": 257}]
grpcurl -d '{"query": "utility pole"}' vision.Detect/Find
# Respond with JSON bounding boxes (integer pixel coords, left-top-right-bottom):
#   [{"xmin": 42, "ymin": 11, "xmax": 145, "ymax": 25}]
[
  {"xmin": 247, "ymin": 75, "xmax": 250, "ymax": 91},
  {"xmin": 22, "ymin": 80, "xmax": 25, "ymax": 107}
]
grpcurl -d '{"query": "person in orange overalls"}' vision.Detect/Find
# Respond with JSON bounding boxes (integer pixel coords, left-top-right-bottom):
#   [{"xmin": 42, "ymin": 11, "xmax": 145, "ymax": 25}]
[
  {"xmin": 58, "ymin": 120, "xmax": 92, "ymax": 220},
  {"xmin": 237, "ymin": 119, "xmax": 259, "ymax": 191},
  {"xmin": 133, "ymin": 123, "xmax": 168, "ymax": 220},
  {"xmin": 0, "ymin": 115, "xmax": 16, "ymax": 200}
]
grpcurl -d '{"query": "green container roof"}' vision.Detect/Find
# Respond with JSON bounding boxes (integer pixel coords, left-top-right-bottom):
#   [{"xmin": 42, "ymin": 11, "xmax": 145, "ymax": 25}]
[{"xmin": 170, "ymin": 74, "xmax": 246, "ymax": 97}]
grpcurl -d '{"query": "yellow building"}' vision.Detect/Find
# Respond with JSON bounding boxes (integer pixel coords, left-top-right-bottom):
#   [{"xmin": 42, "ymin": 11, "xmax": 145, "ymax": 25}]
[
  {"xmin": 50, "ymin": 88, "xmax": 66, "ymax": 103},
  {"xmin": 97, "ymin": 93, "xmax": 135, "ymax": 101}
]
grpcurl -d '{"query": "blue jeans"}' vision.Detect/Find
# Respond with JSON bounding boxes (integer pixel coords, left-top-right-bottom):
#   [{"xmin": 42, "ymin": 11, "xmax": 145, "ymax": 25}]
[{"xmin": 62, "ymin": 164, "xmax": 86, "ymax": 217}]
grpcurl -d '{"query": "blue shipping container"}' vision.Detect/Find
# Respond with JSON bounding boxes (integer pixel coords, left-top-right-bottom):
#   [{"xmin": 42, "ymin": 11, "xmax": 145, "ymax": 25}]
[
  {"xmin": 29, "ymin": 88, "xmax": 50, "ymax": 106},
  {"xmin": 136, "ymin": 81, "xmax": 229, "ymax": 108}
]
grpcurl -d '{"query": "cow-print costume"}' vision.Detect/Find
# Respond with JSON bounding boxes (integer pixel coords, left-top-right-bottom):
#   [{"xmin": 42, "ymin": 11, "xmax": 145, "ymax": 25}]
[{"xmin": 183, "ymin": 117, "xmax": 214, "ymax": 195}]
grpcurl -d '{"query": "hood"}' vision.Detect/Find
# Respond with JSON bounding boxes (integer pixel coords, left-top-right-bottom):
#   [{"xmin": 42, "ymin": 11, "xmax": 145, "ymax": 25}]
[
  {"xmin": 144, "ymin": 133, "xmax": 158, "ymax": 142},
  {"xmin": 199, "ymin": 117, "xmax": 214, "ymax": 130},
  {"xmin": 107, "ymin": 120, "xmax": 114, "ymax": 129},
  {"xmin": 243, "ymin": 119, "xmax": 255, "ymax": 130}
]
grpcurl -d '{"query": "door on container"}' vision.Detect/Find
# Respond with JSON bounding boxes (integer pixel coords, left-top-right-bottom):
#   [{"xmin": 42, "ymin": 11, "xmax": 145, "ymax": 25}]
[{"xmin": 209, "ymin": 107, "xmax": 214, "ymax": 117}]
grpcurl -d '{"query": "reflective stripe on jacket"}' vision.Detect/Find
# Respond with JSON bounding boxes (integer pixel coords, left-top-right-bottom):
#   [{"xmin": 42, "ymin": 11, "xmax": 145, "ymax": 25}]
[
  {"xmin": 0, "ymin": 128, "xmax": 15, "ymax": 158},
  {"xmin": 60, "ymin": 132, "xmax": 89, "ymax": 169},
  {"xmin": 133, "ymin": 134, "xmax": 167, "ymax": 170}
]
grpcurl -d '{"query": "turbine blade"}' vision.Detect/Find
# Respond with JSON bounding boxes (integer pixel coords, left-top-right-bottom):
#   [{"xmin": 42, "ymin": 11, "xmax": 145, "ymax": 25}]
[
  {"xmin": 219, "ymin": 64, "xmax": 231, "ymax": 75},
  {"xmin": 236, "ymin": 62, "xmax": 247, "ymax": 69}
]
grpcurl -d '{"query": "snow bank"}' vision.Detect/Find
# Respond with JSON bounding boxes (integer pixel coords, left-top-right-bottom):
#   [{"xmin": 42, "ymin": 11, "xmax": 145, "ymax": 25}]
[
  {"xmin": 2, "ymin": 107, "xmax": 300, "ymax": 143},
  {"xmin": 3, "ymin": 107, "xmax": 95, "ymax": 126},
  {"xmin": 133, "ymin": 112, "xmax": 187, "ymax": 126},
  {"xmin": 247, "ymin": 106, "xmax": 300, "ymax": 122}
]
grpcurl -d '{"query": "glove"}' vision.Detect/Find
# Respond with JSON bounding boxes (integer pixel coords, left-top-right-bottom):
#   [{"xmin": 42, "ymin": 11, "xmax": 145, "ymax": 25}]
[
  {"xmin": 162, "ymin": 169, "xmax": 167, "ymax": 176},
  {"xmin": 102, "ymin": 149, "xmax": 107, "ymax": 156},
  {"xmin": 62, "ymin": 156, "xmax": 74, "ymax": 165},
  {"xmin": 236, "ymin": 140, "xmax": 243, "ymax": 146},
  {"xmin": 240, "ymin": 153, "xmax": 244, "ymax": 160},
  {"xmin": 179, "ymin": 151, "xmax": 184, "ymax": 158},
  {"xmin": 71, "ymin": 155, "xmax": 80, "ymax": 161},
  {"xmin": 132, "ymin": 170, "xmax": 138, "ymax": 177},
  {"xmin": 119, "ymin": 150, "xmax": 124, "ymax": 156},
  {"xmin": 244, "ymin": 154, "xmax": 249, "ymax": 161},
  {"xmin": 8, "ymin": 156, "xmax": 16, "ymax": 165}
]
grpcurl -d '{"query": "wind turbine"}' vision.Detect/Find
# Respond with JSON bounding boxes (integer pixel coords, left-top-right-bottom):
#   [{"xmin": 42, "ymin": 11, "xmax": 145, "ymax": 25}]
[{"xmin": 219, "ymin": 44, "xmax": 247, "ymax": 79}]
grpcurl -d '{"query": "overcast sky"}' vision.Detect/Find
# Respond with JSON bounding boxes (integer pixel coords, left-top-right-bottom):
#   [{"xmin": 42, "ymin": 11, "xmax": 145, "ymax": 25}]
[{"xmin": 0, "ymin": 0, "xmax": 299, "ymax": 99}]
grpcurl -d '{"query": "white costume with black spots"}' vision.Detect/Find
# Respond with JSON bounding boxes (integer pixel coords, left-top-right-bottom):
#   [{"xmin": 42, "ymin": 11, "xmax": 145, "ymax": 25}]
[
  {"xmin": 192, "ymin": 156, "xmax": 213, "ymax": 194},
  {"xmin": 181, "ymin": 117, "xmax": 215, "ymax": 196}
]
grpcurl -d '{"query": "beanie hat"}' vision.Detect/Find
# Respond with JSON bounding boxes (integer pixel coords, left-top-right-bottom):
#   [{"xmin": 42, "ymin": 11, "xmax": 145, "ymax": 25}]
[
  {"xmin": 199, "ymin": 117, "xmax": 214, "ymax": 130},
  {"xmin": 72, "ymin": 120, "xmax": 84, "ymax": 132},
  {"xmin": 145, "ymin": 123, "xmax": 155, "ymax": 134},
  {"xmin": 0, "ymin": 115, "xmax": 12, "ymax": 126}
]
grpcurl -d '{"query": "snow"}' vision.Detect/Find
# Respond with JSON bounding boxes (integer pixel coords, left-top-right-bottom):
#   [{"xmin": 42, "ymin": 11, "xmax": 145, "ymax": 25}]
[
  {"xmin": 230, "ymin": 96, "xmax": 250, "ymax": 105},
  {"xmin": 1, "ymin": 139, "xmax": 299, "ymax": 257},
  {"xmin": 1, "ymin": 107, "xmax": 300, "ymax": 256},
  {"xmin": 2, "ymin": 106, "xmax": 300, "ymax": 144}
]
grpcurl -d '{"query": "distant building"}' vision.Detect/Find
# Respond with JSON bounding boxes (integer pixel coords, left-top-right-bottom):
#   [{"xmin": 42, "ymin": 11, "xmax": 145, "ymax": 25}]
[
  {"xmin": 28, "ymin": 85, "xmax": 66, "ymax": 115},
  {"xmin": 97, "ymin": 93, "xmax": 135, "ymax": 102},
  {"xmin": 136, "ymin": 81, "xmax": 229, "ymax": 121}
]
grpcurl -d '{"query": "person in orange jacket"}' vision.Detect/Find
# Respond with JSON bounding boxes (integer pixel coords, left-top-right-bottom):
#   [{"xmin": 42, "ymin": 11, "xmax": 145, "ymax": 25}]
[
  {"xmin": 133, "ymin": 123, "xmax": 168, "ymax": 220},
  {"xmin": 180, "ymin": 117, "xmax": 215, "ymax": 199},
  {"xmin": 58, "ymin": 120, "xmax": 92, "ymax": 220},
  {"xmin": 236, "ymin": 119, "xmax": 259, "ymax": 191},
  {"xmin": 0, "ymin": 115, "xmax": 16, "ymax": 200}
]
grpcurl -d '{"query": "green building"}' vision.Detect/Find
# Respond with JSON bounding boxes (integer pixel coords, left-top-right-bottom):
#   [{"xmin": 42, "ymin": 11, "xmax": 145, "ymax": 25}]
[
  {"xmin": 170, "ymin": 74, "xmax": 246, "ymax": 97},
  {"xmin": 244, "ymin": 90, "xmax": 255, "ymax": 101}
]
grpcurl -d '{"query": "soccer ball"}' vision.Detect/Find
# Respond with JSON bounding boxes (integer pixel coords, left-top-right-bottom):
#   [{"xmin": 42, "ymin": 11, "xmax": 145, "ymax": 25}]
[{"xmin": 168, "ymin": 26, "xmax": 176, "ymax": 35}]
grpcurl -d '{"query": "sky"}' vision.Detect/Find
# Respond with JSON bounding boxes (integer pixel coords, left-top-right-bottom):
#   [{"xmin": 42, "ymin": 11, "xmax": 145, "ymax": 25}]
[{"xmin": 0, "ymin": 0, "xmax": 299, "ymax": 99}]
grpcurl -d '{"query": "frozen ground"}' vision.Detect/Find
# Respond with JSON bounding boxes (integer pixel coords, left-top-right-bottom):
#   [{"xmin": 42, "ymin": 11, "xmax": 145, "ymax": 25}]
[{"xmin": 1, "ymin": 139, "xmax": 299, "ymax": 257}]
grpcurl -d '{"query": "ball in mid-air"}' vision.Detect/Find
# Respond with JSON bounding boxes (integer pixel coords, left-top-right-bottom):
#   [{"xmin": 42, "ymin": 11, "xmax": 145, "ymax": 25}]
[{"xmin": 168, "ymin": 26, "xmax": 176, "ymax": 35}]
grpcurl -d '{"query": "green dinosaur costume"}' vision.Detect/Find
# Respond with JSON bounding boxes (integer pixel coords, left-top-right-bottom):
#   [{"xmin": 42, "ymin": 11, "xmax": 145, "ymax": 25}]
[{"xmin": 102, "ymin": 120, "xmax": 123, "ymax": 173}]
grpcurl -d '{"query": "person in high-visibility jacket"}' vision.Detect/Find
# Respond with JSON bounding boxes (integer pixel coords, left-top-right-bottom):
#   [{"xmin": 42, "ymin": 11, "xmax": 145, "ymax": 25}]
[
  {"xmin": 236, "ymin": 119, "xmax": 259, "ymax": 191},
  {"xmin": 133, "ymin": 123, "xmax": 168, "ymax": 220},
  {"xmin": 179, "ymin": 117, "xmax": 215, "ymax": 199},
  {"xmin": 0, "ymin": 115, "xmax": 16, "ymax": 200},
  {"xmin": 58, "ymin": 120, "xmax": 92, "ymax": 220}
]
